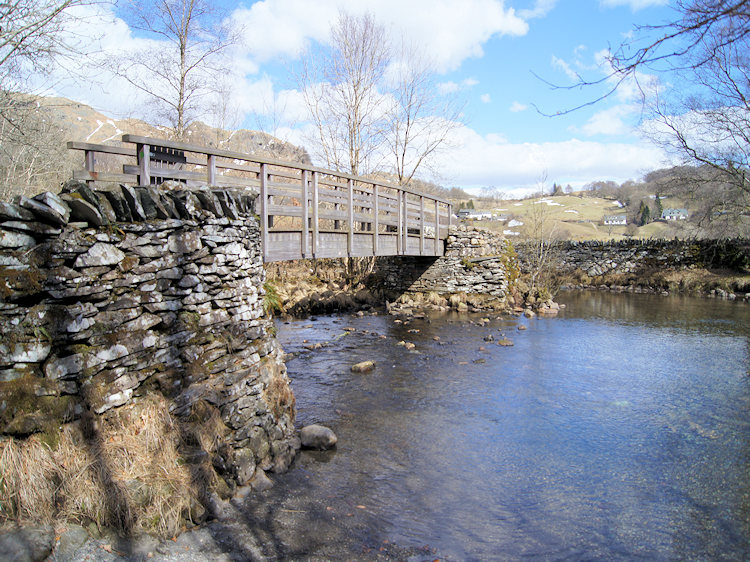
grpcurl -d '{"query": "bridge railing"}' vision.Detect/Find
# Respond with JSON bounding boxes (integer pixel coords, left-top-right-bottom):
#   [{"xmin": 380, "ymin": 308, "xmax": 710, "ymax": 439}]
[{"xmin": 67, "ymin": 135, "xmax": 452, "ymax": 261}]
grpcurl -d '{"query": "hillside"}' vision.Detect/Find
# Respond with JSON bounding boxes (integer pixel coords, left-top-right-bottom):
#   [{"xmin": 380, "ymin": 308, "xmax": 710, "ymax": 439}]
[
  {"xmin": 0, "ymin": 94, "xmax": 311, "ymax": 200},
  {"xmin": 37, "ymin": 95, "xmax": 312, "ymax": 163},
  {"xmin": 460, "ymin": 194, "xmax": 686, "ymax": 241}
]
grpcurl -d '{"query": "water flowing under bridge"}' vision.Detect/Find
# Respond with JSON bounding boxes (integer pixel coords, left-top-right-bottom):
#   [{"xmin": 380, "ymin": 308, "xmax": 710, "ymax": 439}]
[{"xmin": 68, "ymin": 135, "xmax": 452, "ymax": 262}]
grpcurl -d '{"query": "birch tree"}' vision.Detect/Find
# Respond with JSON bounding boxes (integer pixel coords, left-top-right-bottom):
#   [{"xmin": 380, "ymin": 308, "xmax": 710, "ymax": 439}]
[
  {"xmin": 0, "ymin": 0, "xmax": 98, "ymax": 196},
  {"xmin": 299, "ymin": 11, "xmax": 389, "ymax": 175},
  {"xmin": 112, "ymin": 0, "xmax": 236, "ymax": 140},
  {"xmin": 298, "ymin": 11, "xmax": 462, "ymax": 182},
  {"xmin": 386, "ymin": 46, "xmax": 461, "ymax": 186}
]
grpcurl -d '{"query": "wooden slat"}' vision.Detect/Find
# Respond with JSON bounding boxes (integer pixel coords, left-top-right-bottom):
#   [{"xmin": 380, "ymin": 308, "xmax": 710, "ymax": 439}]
[
  {"xmin": 73, "ymin": 170, "xmax": 136, "ymax": 183},
  {"xmin": 123, "ymin": 165, "xmax": 205, "ymax": 183},
  {"xmin": 373, "ymin": 184, "xmax": 379, "ymax": 255},
  {"xmin": 67, "ymin": 141, "xmax": 135, "ymax": 156}
]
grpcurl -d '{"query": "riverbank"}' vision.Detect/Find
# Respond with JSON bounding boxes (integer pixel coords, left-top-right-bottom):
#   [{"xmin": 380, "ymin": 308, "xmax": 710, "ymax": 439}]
[{"xmin": 553, "ymin": 267, "xmax": 750, "ymax": 301}]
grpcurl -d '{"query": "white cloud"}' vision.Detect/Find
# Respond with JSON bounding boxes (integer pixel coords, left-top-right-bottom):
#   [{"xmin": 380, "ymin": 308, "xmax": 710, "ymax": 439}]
[
  {"xmin": 575, "ymin": 105, "xmax": 638, "ymax": 136},
  {"xmin": 480, "ymin": 93, "xmax": 492, "ymax": 103},
  {"xmin": 518, "ymin": 0, "xmax": 558, "ymax": 19},
  {"xmin": 230, "ymin": 0, "xmax": 528, "ymax": 73},
  {"xmin": 599, "ymin": 0, "xmax": 668, "ymax": 10},
  {"xmin": 510, "ymin": 101, "xmax": 528, "ymax": 112},
  {"xmin": 438, "ymin": 78, "xmax": 479, "ymax": 94},
  {"xmin": 440, "ymin": 125, "xmax": 669, "ymax": 194},
  {"xmin": 551, "ymin": 55, "xmax": 579, "ymax": 81}
]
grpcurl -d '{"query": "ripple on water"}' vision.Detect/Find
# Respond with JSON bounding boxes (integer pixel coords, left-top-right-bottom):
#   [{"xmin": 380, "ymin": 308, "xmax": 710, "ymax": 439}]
[{"xmin": 274, "ymin": 293, "xmax": 750, "ymax": 560}]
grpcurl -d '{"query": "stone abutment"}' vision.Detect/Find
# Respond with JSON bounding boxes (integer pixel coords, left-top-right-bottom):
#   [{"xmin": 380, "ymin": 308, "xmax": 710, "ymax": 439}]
[{"xmin": 0, "ymin": 181, "xmax": 299, "ymax": 492}]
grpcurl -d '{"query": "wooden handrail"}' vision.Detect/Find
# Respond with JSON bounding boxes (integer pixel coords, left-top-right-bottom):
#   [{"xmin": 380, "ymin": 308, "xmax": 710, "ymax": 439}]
[{"xmin": 67, "ymin": 134, "xmax": 452, "ymax": 261}]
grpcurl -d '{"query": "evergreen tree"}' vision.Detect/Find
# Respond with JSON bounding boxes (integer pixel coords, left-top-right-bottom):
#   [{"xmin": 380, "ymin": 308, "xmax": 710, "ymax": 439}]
[
  {"xmin": 637, "ymin": 201, "xmax": 651, "ymax": 225},
  {"xmin": 654, "ymin": 195, "xmax": 663, "ymax": 220}
]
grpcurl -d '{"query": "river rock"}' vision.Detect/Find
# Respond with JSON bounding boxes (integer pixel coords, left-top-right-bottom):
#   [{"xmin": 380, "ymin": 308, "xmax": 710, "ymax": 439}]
[
  {"xmin": 351, "ymin": 360, "xmax": 376, "ymax": 373},
  {"xmin": 300, "ymin": 424, "xmax": 337, "ymax": 450},
  {"xmin": 0, "ymin": 525, "xmax": 55, "ymax": 562}
]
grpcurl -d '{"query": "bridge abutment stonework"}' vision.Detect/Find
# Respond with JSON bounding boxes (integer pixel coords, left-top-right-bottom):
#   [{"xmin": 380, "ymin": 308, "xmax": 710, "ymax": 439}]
[
  {"xmin": 377, "ymin": 225, "xmax": 515, "ymax": 306},
  {"xmin": 0, "ymin": 182, "xmax": 298, "ymax": 489}
]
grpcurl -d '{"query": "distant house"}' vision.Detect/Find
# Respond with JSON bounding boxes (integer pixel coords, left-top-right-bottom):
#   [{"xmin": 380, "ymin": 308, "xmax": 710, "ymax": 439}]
[
  {"xmin": 457, "ymin": 209, "xmax": 493, "ymax": 220},
  {"xmin": 662, "ymin": 208, "xmax": 688, "ymax": 220},
  {"xmin": 603, "ymin": 215, "xmax": 627, "ymax": 225}
]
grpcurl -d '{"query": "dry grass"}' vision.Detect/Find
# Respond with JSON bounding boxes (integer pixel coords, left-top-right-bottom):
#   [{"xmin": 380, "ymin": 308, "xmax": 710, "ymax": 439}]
[{"xmin": 0, "ymin": 395, "xmax": 204, "ymax": 537}]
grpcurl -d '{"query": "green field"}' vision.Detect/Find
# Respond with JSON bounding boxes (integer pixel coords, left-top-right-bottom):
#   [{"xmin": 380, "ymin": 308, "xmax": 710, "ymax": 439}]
[{"xmin": 461, "ymin": 195, "xmax": 681, "ymax": 241}]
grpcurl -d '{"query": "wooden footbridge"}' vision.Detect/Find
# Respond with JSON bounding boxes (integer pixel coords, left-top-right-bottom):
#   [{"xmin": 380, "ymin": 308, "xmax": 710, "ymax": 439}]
[{"xmin": 68, "ymin": 135, "xmax": 452, "ymax": 262}]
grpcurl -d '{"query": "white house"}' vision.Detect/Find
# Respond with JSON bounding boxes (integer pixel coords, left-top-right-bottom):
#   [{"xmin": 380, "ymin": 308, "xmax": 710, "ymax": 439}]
[
  {"xmin": 662, "ymin": 208, "xmax": 688, "ymax": 220},
  {"xmin": 603, "ymin": 215, "xmax": 627, "ymax": 225}
]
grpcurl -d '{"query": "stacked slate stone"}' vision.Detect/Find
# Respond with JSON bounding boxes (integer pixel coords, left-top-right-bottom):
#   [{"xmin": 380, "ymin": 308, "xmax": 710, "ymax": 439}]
[
  {"xmin": 514, "ymin": 238, "xmax": 750, "ymax": 278},
  {"xmin": 444, "ymin": 224, "xmax": 509, "ymax": 258},
  {"xmin": 377, "ymin": 225, "xmax": 513, "ymax": 300},
  {"xmin": 0, "ymin": 181, "xmax": 299, "ymax": 487}
]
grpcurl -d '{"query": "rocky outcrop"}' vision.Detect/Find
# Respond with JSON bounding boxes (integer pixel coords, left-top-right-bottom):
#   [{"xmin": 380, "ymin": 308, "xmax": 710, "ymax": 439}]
[{"xmin": 0, "ymin": 181, "xmax": 298, "ymax": 488}]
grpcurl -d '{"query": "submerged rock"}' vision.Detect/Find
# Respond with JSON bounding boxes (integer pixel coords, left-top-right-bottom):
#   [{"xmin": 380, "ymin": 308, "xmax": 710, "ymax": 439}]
[
  {"xmin": 300, "ymin": 424, "xmax": 337, "ymax": 450},
  {"xmin": 351, "ymin": 360, "xmax": 376, "ymax": 373}
]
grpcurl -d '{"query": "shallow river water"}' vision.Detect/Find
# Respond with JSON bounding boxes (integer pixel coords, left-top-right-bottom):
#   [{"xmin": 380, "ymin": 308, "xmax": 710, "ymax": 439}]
[{"xmin": 258, "ymin": 292, "xmax": 750, "ymax": 560}]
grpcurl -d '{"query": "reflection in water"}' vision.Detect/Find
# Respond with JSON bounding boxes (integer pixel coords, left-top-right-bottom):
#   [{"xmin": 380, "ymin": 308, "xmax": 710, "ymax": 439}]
[{"xmin": 267, "ymin": 292, "xmax": 750, "ymax": 559}]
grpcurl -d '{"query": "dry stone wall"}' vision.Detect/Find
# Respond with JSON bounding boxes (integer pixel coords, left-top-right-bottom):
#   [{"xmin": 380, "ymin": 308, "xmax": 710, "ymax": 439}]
[
  {"xmin": 0, "ymin": 181, "xmax": 298, "ymax": 486},
  {"xmin": 377, "ymin": 225, "xmax": 514, "ymax": 303},
  {"xmin": 514, "ymin": 238, "xmax": 750, "ymax": 277}
]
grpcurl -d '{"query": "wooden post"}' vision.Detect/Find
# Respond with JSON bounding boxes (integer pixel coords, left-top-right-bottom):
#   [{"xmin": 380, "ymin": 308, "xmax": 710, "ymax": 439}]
[
  {"xmin": 260, "ymin": 163, "xmax": 268, "ymax": 262},
  {"xmin": 419, "ymin": 195, "xmax": 425, "ymax": 255},
  {"xmin": 373, "ymin": 183, "xmax": 379, "ymax": 256},
  {"xmin": 312, "ymin": 171, "xmax": 319, "ymax": 257},
  {"xmin": 397, "ymin": 190, "xmax": 403, "ymax": 255},
  {"xmin": 137, "ymin": 143, "xmax": 151, "ymax": 186},
  {"xmin": 347, "ymin": 178, "xmax": 354, "ymax": 257},
  {"xmin": 402, "ymin": 191, "xmax": 408, "ymax": 255},
  {"xmin": 207, "ymin": 154, "xmax": 216, "ymax": 185},
  {"xmin": 84, "ymin": 150, "xmax": 96, "ymax": 186},
  {"xmin": 301, "ymin": 170, "xmax": 309, "ymax": 258},
  {"xmin": 434, "ymin": 199, "xmax": 440, "ymax": 255}
]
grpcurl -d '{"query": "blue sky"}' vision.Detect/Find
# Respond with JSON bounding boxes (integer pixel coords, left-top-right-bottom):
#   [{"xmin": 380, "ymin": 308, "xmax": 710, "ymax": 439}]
[{"xmin": 50, "ymin": 0, "xmax": 680, "ymax": 195}]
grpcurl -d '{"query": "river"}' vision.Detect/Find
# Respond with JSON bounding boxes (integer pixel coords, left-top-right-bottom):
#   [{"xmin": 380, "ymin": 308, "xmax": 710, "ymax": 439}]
[{"xmin": 248, "ymin": 291, "xmax": 750, "ymax": 560}]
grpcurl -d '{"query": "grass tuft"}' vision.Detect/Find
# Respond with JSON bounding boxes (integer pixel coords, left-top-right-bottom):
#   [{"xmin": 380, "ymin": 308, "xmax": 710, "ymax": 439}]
[{"xmin": 0, "ymin": 395, "xmax": 207, "ymax": 537}]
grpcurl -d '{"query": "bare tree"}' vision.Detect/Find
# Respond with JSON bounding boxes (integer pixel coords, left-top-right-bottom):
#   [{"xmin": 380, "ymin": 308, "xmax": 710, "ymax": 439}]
[
  {"xmin": 541, "ymin": 1, "xmax": 750, "ymax": 228},
  {"xmin": 0, "ymin": 0, "xmax": 98, "ymax": 85},
  {"xmin": 385, "ymin": 44, "xmax": 461, "ymax": 186},
  {"xmin": 112, "ymin": 0, "xmax": 236, "ymax": 140},
  {"xmin": 298, "ymin": 12, "xmax": 462, "ymax": 183},
  {"xmin": 522, "ymin": 172, "xmax": 561, "ymax": 300},
  {"xmin": 0, "ymin": 0, "xmax": 99, "ymax": 198},
  {"xmin": 298, "ymin": 11, "xmax": 389, "ymax": 175}
]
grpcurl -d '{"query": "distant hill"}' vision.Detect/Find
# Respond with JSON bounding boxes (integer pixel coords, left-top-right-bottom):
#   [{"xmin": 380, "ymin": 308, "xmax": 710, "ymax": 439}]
[
  {"xmin": 36, "ymin": 95, "xmax": 312, "ymax": 164},
  {"xmin": 0, "ymin": 94, "xmax": 312, "ymax": 200}
]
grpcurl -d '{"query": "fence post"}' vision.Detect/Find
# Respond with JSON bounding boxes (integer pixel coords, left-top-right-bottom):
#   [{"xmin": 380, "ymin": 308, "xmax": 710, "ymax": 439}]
[
  {"xmin": 207, "ymin": 154, "xmax": 216, "ymax": 185},
  {"xmin": 84, "ymin": 150, "xmax": 96, "ymax": 186},
  {"xmin": 373, "ymin": 183, "xmax": 379, "ymax": 256},
  {"xmin": 301, "ymin": 170, "xmax": 309, "ymax": 258},
  {"xmin": 347, "ymin": 178, "xmax": 354, "ymax": 257},
  {"xmin": 420, "ymin": 195, "xmax": 425, "ymax": 255},
  {"xmin": 434, "ymin": 199, "xmax": 440, "ymax": 255},
  {"xmin": 260, "ymin": 163, "xmax": 268, "ymax": 262},
  {"xmin": 136, "ymin": 143, "xmax": 151, "ymax": 186},
  {"xmin": 312, "ymin": 171, "xmax": 319, "ymax": 258}
]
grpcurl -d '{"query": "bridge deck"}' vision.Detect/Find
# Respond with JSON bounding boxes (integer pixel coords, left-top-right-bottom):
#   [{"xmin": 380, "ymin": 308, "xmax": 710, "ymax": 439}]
[{"xmin": 68, "ymin": 135, "xmax": 451, "ymax": 261}]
